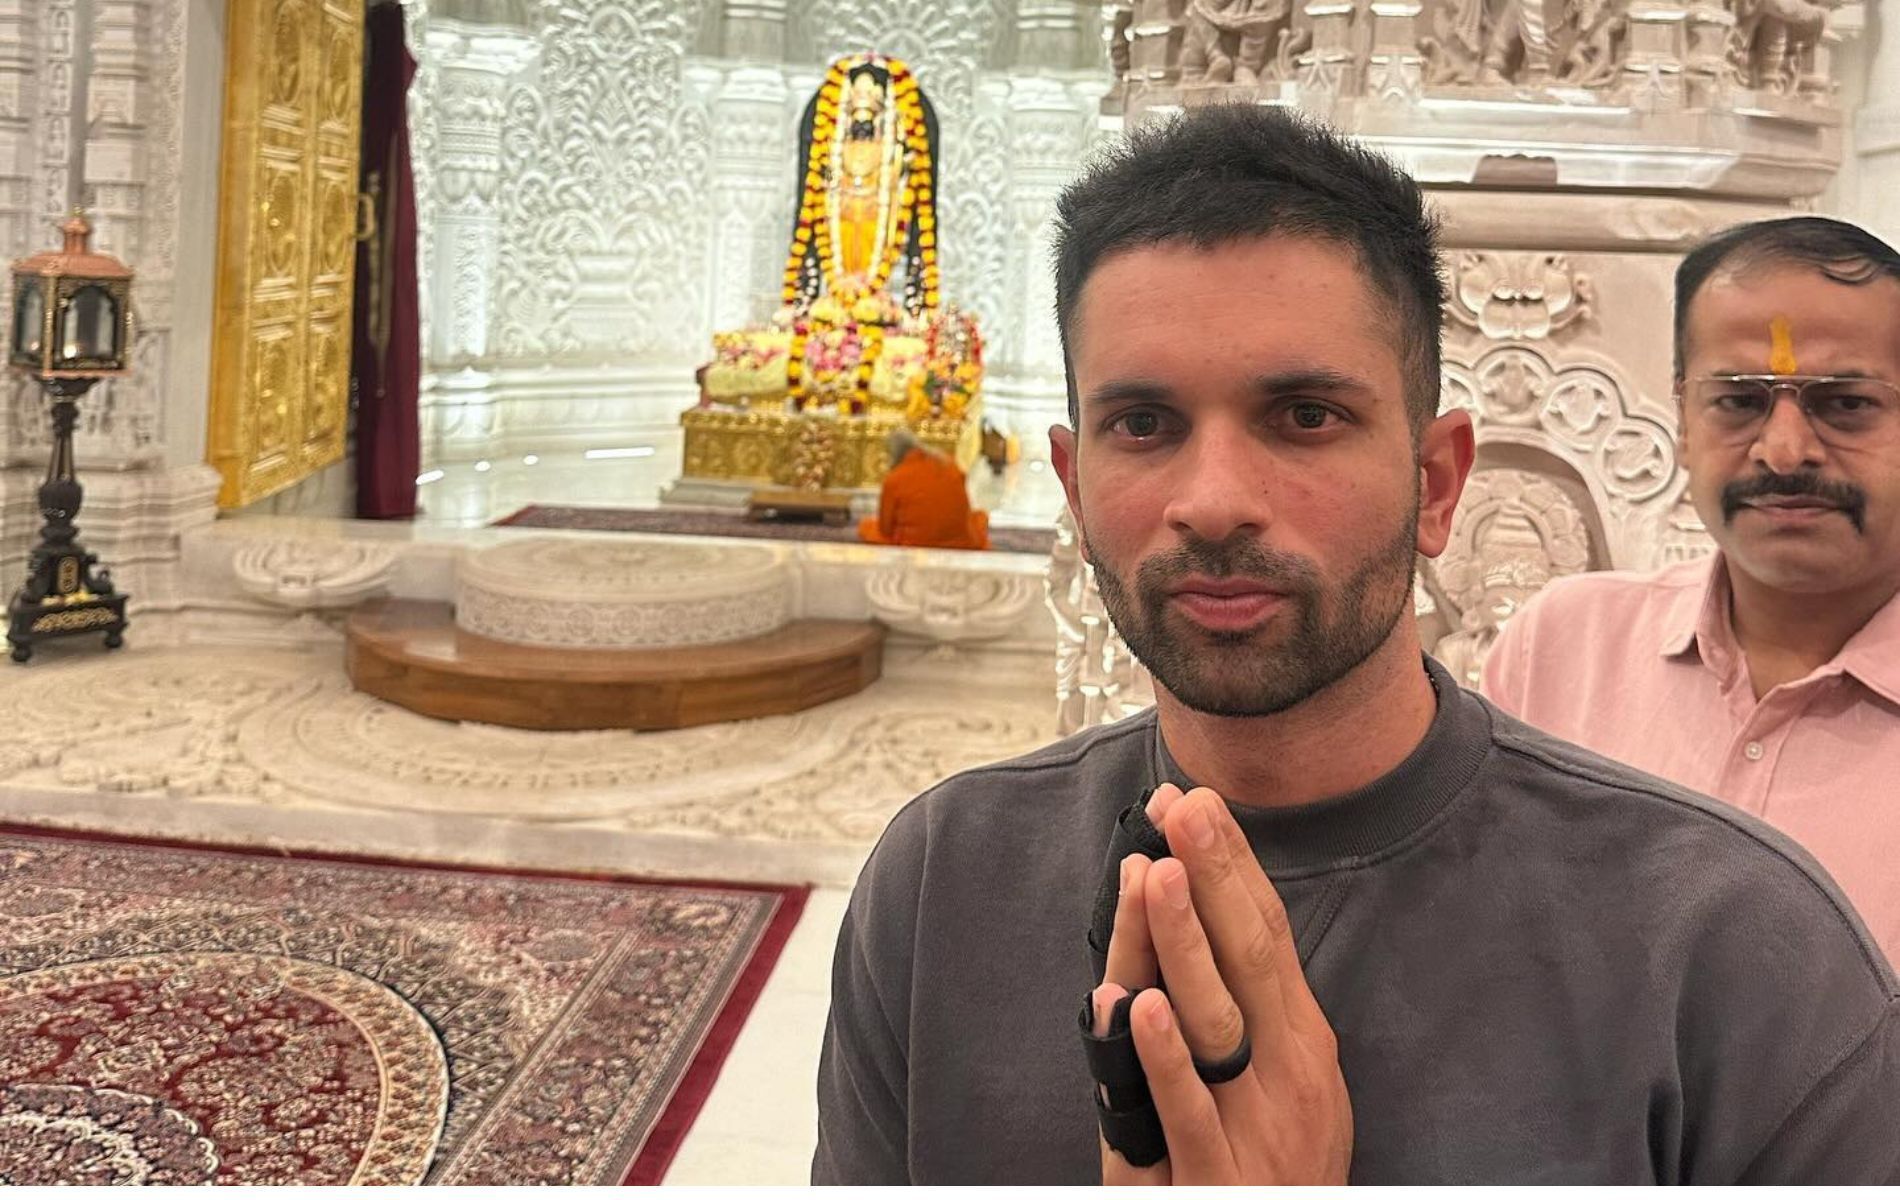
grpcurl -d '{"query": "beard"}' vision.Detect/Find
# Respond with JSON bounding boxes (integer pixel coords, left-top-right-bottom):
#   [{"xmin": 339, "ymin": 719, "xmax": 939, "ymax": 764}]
[{"xmin": 1086, "ymin": 505, "xmax": 1419, "ymax": 719}]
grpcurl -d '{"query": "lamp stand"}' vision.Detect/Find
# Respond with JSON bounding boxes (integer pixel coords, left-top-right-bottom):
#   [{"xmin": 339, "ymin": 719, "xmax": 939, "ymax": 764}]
[{"xmin": 6, "ymin": 378, "xmax": 128, "ymax": 662}]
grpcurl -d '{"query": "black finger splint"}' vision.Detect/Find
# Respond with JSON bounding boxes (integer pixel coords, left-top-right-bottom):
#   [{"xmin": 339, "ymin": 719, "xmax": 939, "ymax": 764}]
[
  {"xmin": 1079, "ymin": 985, "xmax": 1169, "ymax": 1168},
  {"xmin": 1085, "ymin": 798, "xmax": 1174, "ymax": 982},
  {"xmin": 1081, "ymin": 797, "xmax": 1176, "ymax": 1168}
]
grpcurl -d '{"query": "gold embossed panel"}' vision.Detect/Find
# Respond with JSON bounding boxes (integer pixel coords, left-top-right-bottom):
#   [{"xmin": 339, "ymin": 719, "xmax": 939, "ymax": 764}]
[{"xmin": 208, "ymin": 0, "xmax": 364, "ymax": 509}]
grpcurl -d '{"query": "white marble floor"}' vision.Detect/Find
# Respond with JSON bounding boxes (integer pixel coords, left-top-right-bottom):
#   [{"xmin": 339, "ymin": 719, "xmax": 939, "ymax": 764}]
[
  {"xmin": 16, "ymin": 434, "xmax": 1071, "ymax": 1182},
  {"xmin": 0, "ymin": 636, "xmax": 1054, "ymax": 1183}
]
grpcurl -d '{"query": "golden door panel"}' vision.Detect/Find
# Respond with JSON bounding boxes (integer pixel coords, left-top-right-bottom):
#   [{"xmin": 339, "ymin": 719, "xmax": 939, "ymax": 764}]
[{"xmin": 209, "ymin": 0, "xmax": 363, "ymax": 509}]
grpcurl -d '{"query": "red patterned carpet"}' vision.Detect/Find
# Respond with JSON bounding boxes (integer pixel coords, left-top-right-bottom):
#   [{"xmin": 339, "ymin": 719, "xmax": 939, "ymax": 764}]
[
  {"xmin": 0, "ymin": 826, "xmax": 807, "ymax": 1185},
  {"xmin": 494, "ymin": 502, "xmax": 1058, "ymax": 555}
]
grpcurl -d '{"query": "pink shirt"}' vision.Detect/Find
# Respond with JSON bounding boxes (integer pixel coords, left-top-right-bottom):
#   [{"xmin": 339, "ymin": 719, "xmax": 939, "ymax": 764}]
[{"xmin": 1482, "ymin": 555, "xmax": 1900, "ymax": 962}]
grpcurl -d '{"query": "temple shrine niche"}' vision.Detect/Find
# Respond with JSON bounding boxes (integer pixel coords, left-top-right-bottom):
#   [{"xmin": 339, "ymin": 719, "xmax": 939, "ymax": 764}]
[{"xmin": 671, "ymin": 54, "xmax": 986, "ymax": 503}]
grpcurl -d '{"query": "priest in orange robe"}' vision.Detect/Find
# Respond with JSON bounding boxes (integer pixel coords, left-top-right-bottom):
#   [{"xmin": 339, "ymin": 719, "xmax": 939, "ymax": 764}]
[{"xmin": 859, "ymin": 428, "xmax": 991, "ymax": 551}]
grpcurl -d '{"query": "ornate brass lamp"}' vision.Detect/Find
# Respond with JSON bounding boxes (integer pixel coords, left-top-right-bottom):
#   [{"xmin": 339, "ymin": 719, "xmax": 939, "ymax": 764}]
[{"xmin": 5, "ymin": 211, "xmax": 134, "ymax": 662}]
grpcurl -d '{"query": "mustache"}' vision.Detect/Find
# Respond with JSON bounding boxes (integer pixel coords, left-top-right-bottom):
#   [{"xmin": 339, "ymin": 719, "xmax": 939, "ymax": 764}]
[
  {"xmin": 1721, "ymin": 470, "xmax": 1867, "ymax": 531},
  {"xmin": 1133, "ymin": 533, "xmax": 1321, "ymax": 595}
]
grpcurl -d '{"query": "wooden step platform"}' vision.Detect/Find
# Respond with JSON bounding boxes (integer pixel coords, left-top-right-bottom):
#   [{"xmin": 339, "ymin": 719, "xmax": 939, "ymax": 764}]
[{"xmin": 346, "ymin": 598, "xmax": 884, "ymax": 731}]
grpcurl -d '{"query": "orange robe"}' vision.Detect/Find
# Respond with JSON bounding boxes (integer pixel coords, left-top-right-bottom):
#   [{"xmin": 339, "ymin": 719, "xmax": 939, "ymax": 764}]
[{"xmin": 858, "ymin": 449, "xmax": 991, "ymax": 551}]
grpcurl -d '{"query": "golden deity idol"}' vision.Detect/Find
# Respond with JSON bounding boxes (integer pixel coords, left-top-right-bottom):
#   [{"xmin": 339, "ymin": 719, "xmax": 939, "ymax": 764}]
[
  {"xmin": 784, "ymin": 54, "xmax": 940, "ymax": 318},
  {"xmin": 835, "ymin": 74, "xmax": 895, "ymax": 285},
  {"xmin": 679, "ymin": 54, "xmax": 983, "ymax": 493}
]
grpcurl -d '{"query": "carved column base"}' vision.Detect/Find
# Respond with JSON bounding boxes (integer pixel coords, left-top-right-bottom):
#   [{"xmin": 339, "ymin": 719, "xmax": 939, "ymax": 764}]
[
  {"xmin": 1364, "ymin": 0, "xmax": 1425, "ymax": 104},
  {"xmin": 1622, "ymin": 0, "xmax": 1689, "ymax": 111},
  {"xmin": 1683, "ymin": 4, "xmax": 1737, "ymax": 107},
  {"xmin": 1128, "ymin": 0, "xmax": 1185, "ymax": 85},
  {"xmin": 1295, "ymin": 0, "xmax": 1362, "ymax": 113}
]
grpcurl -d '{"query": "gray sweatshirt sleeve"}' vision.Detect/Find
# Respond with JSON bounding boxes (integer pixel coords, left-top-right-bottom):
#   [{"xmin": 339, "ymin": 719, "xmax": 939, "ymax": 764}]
[
  {"xmin": 812, "ymin": 801, "xmax": 927, "ymax": 1184},
  {"xmin": 1738, "ymin": 998, "xmax": 1900, "ymax": 1184}
]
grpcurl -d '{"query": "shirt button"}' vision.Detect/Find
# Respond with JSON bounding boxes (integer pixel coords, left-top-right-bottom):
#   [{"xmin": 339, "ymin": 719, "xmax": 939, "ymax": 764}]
[{"xmin": 1744, "ymin": 741, "xmax": 1765, "ymax": 761}]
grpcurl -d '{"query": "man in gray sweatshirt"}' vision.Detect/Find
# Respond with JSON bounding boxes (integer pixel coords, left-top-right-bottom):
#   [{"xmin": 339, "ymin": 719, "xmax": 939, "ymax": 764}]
[{"xmin": 812, "ymin": 104, "xmax": 1900, "ymax": 1184}]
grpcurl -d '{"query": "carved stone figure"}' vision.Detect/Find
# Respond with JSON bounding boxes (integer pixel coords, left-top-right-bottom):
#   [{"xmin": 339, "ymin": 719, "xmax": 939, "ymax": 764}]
[
  {"xmin": 1731, "ymin": 0, "xmax": 1833, "ymax": 91},
  {"xmin": 1431, "ymin": 468, "xmax": 1593, "ymax": 688},
  {"xmin": 1181, "ymin": 0, "xmax": 1293, "ymax": 86},
  {"xmin": 1107, "ymin": 1, "xmax": 1134, "ymax": 93},
  {"xmin": 1423, "ymin": 0, "xmax": 1553, "ymax": 83},
  {"xmin": 1551, "ymin": 0, "xmax": 1627, "ymax": 85},
  {"xmin": 1483, "ymin": 0, "xmax": 1556, "ymax": 81},
  {"xmin": 1423, "ymin": 0, "xmax": 1627, "ymax": 86}
]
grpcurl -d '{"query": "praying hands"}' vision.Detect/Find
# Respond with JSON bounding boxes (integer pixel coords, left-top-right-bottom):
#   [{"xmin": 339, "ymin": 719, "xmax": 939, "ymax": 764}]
[{"xmin": 1091, "ymin": 783, "xmax": 1354, "ymax": 1185}]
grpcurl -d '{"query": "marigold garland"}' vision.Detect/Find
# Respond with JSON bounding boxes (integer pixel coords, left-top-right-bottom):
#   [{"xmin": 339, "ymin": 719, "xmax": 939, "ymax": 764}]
[
  {"xmin": 781, "ymin": 54, "xmax": 939, "ymax": 317},
  {"xmin": 773, "ymin": 53, "xmax": 956, "ymax": 420},
  {"xmin": 786, "ymin": 327, "xmax": 811, "ymax": 409}
]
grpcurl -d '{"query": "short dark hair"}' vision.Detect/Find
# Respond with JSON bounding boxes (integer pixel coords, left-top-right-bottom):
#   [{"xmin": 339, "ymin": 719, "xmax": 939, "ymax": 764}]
[
  {"xmin": 1674, "ymin": 216, "xmax": 1900, "ymax": 378},
  {"xmin": 1052, "ymin": 105, "xmax": 1445, "ymax": 434}
]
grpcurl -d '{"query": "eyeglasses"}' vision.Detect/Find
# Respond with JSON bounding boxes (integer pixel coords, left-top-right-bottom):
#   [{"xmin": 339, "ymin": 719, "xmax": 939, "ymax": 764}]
[{"xmin": 1681, "ymin": 375, "xmax": 1900, "ymax": 449}]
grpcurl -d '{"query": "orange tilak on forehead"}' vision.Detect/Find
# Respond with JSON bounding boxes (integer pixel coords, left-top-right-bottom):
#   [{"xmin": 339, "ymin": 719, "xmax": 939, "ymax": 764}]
[{"xmin": 1768, "ymin": 315, "xmax": 1798, "ymax": 375}]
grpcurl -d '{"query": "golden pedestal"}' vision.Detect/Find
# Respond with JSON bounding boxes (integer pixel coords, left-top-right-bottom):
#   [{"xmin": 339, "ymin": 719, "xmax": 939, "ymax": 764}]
[{"xmin": 679, "ymin": 404, "xmax": 982, "ymax": 491}]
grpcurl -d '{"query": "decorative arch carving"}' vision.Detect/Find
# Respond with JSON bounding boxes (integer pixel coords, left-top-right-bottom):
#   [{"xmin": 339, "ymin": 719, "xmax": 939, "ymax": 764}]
[{"xmin": 1441, "ymin": 344, "xmax": 1683, "ymax": 570}]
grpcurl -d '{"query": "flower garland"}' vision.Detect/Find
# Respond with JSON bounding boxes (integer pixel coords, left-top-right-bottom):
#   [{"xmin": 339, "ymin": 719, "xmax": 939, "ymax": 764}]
[
  {"xmin": 904, "ymin": 307, "xmax": 983, "ymax": 423},
  {"xmin": 893, "ymin": 67, "xmax": 941, "ymax": 313},
  {"xmin": 785, "ymin": 326, "xmax": 811, "ymax": 409},
  {"xmin": 782, "ymin": 54, "xmax": 943, "ymax": 412},
  {"xmin": 852, "ymin": 324, "xmax": 885, "ymax": 414},
  {"xmin": 780, "ymin": 54, "xmax": 939, "ymax": 314}
]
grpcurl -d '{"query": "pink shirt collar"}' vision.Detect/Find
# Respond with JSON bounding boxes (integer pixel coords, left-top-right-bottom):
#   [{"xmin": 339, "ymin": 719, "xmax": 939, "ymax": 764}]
[{"xmin": 1661, "ymin": 553, "xmax": 1900, "ymax": 706}]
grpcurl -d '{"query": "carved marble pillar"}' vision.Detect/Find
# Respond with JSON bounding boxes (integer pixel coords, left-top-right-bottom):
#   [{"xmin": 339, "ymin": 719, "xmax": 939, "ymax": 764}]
[
  {"xmin": 1850, "ymin": 0, "xmax": 1900, "ymax": 246},
  {"xmin": 0, "ymin": 0, "xmax": 35, "ymax": 466},
  {"xmin": 0, "ymin": 0, "xmax": 224, "ymax": 641},
  {"xmin": 705, "ymin": 65, "xmax": 792, "ymax": 337},
  {"xmin": 0, "ymin": 0, "xmax": 35, "ymax": 265},
  {"xmin": 1682, "ymin": 1, "xmax": 1735, "ymax": 106},
  {"xmin": 9, "ymin": 0, "xmax": 161, "ymax": 471},
  {"xmin": 1363, "ymin": 0, "xmax": 1425, "ymax": 104},
  {"xmin": 422, "ymin": 20, "xmax": 537, "ymax": 369},
  {"xmin": 1622, "ymin": 0, "xmax": 1687, "ymax": 110},
  {"xmin": 1128, "ymin": 0, "xmax": 1186, "ymax": 84},
  {"xmin": 84, "ymin": 0, "xmax": 144, "ymax": 265},
  {"xmin": 1296, "ymin": 0, "xmax": 1364, "ymax": 110},
  {"xmin": 1017, "ymin": 0, "xmax": 1086, "ymax": 70},
  {"xmin": 1096, "ymin": 1, "xmax": 1136, "ymax": 113},
  {"xmin": 76, "ymin": 0, "xmax": 164, "ymax": 471},
  {"xmin": 721, "ymin": 0, "xmax": 786, "ymax": 62},
  {"xmin": 1002, "ymin": 78, "xmax": 1083, "ymax": 377}
]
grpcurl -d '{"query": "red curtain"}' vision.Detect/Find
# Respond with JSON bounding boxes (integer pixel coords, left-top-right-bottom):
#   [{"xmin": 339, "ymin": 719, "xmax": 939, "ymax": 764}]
[{"xmin": 352, "ymin": 0, "xmax": 421, "ymax": 520}]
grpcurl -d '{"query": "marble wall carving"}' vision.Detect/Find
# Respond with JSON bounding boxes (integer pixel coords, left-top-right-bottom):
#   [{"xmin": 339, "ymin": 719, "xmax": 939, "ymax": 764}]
[
  {"xmin": 404, "ymin": 0, "xmax": 1106, "ymax": 467},
  {"xmin": 454, "ymin": 536, "xmax": 793, "ymax": 648},
  {"xmin": 0, "ymin": 0, "xmax": 217, "ymax": 637},
  {"xmin": 1425, "ymin": 466, "xmax": 1594, "ymax": 688},
  {"xmin": 1447, "ymin": 252, "xmax": 1594, "ymax": 342},
  {"xmin": 231, "ymin": 541, "xmax": 401, "ymax": 610},
  {"xmin": 1420, "ymin": 0, "xmax": 1630, "ymax": 87},
  {"xmin": 864, "ymin": 560, "xmax": 1042, "ymax": 644},
  {"xmin": 1102, "ymin": 0, "xmax": 1856, "ymax": 122},
  {"xmin": 1, "ymin": 0, "xmax": 175, "ymax": 472}
]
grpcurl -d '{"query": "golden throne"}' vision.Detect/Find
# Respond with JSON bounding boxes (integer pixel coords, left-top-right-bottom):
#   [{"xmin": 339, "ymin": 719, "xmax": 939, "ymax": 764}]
[{"xmin": 678, "ymin": 53, "xmax": 984, "ymax": 494}]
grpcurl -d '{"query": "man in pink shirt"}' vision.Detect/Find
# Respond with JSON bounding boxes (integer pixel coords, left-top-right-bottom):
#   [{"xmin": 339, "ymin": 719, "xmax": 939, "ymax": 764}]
[{"xmin": 1484, "ymin": 216, "xmax": 1900, "ymax": 960}]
